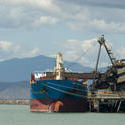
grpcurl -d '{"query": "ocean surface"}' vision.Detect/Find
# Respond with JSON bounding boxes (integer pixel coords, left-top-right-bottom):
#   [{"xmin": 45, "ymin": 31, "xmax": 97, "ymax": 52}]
[{"xmin": 0, "ymin": 105, "xmax": 125, "ymax": 125}]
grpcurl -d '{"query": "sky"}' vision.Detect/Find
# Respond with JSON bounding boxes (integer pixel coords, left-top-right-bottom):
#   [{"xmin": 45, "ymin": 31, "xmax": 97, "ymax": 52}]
[{"xmin": 0, "ymin": 0, "xmax": 125, "ymax": 68}]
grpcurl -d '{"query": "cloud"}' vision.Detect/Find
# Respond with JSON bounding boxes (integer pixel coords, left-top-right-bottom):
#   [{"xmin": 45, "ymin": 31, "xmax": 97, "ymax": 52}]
[
  {"xmin": 39, "ymin": 16, "xmax": 58, "ymax": 24},
  {"xmin": 62, "ymin": 38, "xmax": 115, "ymax": 68},
  {"xmin": 0, "ymin": 0, "xmax": 125, "ymax": 33},
  {"xmin": 0, "ymin": 0, "xmax": 60, "ymax": 29},
  {"xmin": 33, "ymin": 16, "xmax": 58, "ymax": 28},
  {"xmin": 55, "ymin": 0, "xmax": 125, "ymax": 33},
  {"xmin": 62, "ymin": 38, "xmax": 98, "ymax": 67},
  {"xmin": 116, "ymin": 47, "xmax": 125, "ymax": 59},
  {"xmin": 20, "ymin": 48, "xmax": 40, "ymax": 58},
  {"xmin": 0, "ymin": 41, "xmax": 12, "ymax": 51},
  {"xmin": 59, "ymin": 0, "xmax": 125, "ymax": 9},
  {"xmin": 67, "ymin": 19, "xmax": 125, "ymax": 33},
  {"xmin": 0, "ymin": 40, "xmax": 40, "ymax": 61},
  {"xmin": 0, "ymin": 0, "xmax": 59, "ymax": 11}
]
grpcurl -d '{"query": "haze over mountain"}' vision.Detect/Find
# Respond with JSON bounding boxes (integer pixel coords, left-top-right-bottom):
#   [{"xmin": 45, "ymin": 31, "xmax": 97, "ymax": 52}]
[
  {"xmin": 0, "ymin": 55, "xmax": 93, "ymax": 82},
  {"xmin": 0, "ymin": 81, "xmax": 29, "ymax": 100}
]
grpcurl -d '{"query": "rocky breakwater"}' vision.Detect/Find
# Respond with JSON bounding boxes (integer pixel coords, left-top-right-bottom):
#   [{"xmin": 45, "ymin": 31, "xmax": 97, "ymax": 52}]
[{"xmin": 0, "ymin": 100, "xmax": 29, "ymax": 105}]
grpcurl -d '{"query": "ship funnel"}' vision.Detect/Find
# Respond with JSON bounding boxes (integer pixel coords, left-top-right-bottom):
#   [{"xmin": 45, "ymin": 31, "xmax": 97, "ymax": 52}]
[{"xmin": 54, "ymin": 52, "xmax": 65, "ymax": 80}]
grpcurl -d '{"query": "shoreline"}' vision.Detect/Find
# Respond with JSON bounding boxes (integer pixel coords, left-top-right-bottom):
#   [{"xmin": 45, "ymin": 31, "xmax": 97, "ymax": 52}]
[{"xmin": 0, "ymin": 100, "xmax": 29, "ymax": 105}]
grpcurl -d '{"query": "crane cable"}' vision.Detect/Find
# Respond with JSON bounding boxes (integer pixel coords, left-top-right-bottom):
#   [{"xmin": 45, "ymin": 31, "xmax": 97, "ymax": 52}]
[{"xmin": 64, "ymin": 47, "xmax": 92, "ymax": 71}]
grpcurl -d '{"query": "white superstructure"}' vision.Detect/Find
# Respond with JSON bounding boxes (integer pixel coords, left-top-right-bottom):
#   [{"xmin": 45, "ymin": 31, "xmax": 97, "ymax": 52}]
[{"xmin": 54, "ymin": 52, "xmax": 65, "ymax": 80}]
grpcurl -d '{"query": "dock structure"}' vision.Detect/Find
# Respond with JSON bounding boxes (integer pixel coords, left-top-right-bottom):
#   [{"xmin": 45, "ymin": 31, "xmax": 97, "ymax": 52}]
[
  {"xmin": 88, "ymin": 92, "xmax": 125, "ymax": 112},
  {"xmin": 88, "ymin": 66, "xmax": 125, "ymax": 112},
  {"xmin": 86, "ymin": 36, "xmax": 125, "ymax": 112}
]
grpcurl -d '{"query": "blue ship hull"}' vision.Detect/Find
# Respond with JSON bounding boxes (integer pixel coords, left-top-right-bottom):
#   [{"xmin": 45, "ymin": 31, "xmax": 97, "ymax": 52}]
[{"xmin": 30, "ymin": 80, "xmax": 88, "ymax": 112}]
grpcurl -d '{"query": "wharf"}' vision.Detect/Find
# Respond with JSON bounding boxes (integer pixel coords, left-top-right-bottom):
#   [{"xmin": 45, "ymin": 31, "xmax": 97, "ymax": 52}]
[{"xmin": 88, "ymin": 92, "xmax": 125, "ymax": 112}]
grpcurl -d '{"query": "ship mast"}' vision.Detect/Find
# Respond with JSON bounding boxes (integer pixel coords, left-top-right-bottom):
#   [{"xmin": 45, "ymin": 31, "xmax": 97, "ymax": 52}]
[{"xmin": 54, "ymin": 52, "xmax": 65, "ymax": 80}]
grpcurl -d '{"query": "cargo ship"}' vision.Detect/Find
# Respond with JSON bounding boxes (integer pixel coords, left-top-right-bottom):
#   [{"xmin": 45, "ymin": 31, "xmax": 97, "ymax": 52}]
[{"xmin": 30, "ymin": 52, "xmax": 88, "ymax": 112}]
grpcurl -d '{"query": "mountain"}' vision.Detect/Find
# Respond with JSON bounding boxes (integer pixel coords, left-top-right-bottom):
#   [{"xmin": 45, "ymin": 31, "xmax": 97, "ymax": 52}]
[
  {"xmin": 0, "ymin": 55, "xmax": 93, "ymax": 99},
  {"xmin": 0, "ymin": 55, "xmax": 93, "ymax": 82},
  {"xmin": 0, "ymin": 81, "xmax": 29, "ymax": 99}
]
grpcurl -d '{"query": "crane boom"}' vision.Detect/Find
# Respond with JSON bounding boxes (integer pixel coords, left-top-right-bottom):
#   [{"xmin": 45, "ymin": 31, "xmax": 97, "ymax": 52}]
[{"xmin": 97, "ymin": 35, "xmax": 117, "ymax": 66}]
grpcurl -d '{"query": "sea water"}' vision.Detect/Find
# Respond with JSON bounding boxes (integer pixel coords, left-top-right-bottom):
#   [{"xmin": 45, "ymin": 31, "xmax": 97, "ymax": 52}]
[{"xmin": 0, "ymin": 105, "xmax": 125, "ymax": 125}]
